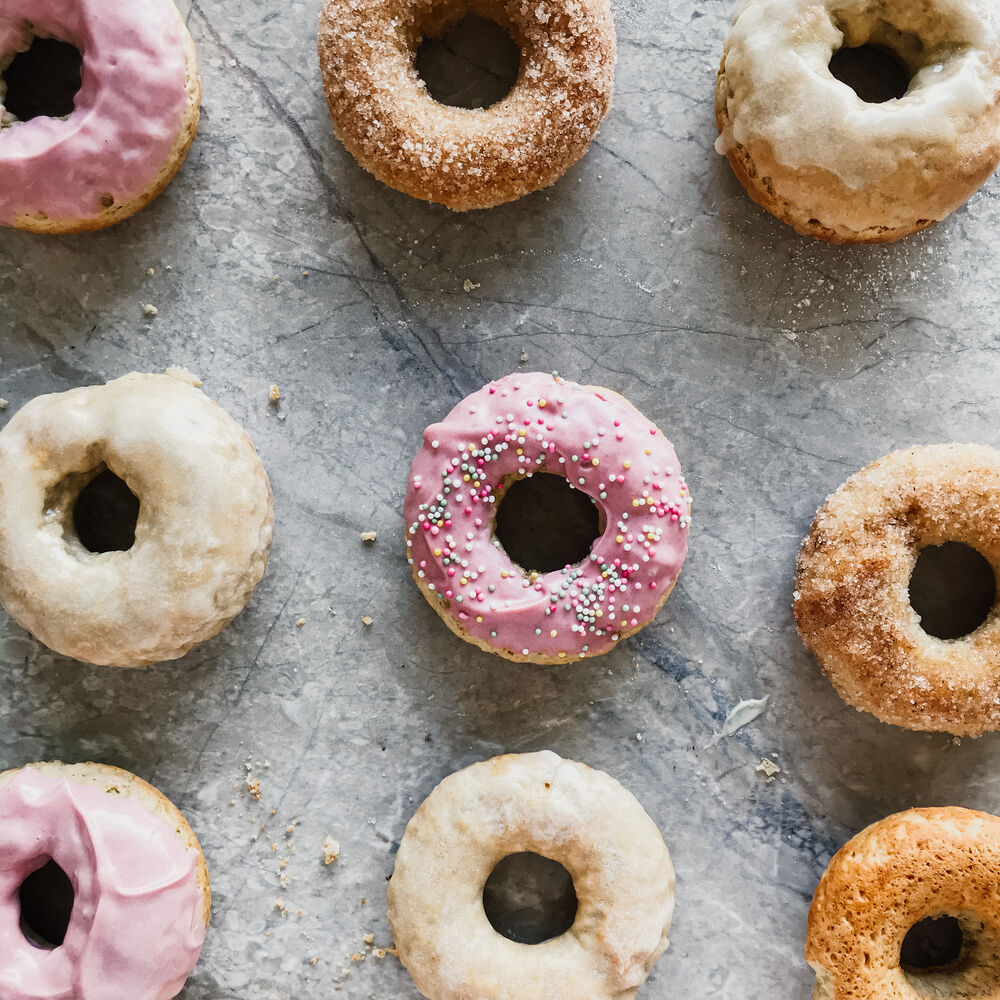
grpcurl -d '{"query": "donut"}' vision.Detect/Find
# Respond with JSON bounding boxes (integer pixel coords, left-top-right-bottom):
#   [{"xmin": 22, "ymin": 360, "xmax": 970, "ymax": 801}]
[
  {"xmin": 714, "ymin": 0, "xmax": 1000, "ymax": 243},
  {"xmin": 0, "ymin": 368, "xmax": 273, "ymax": 667},
  {"xmin": 317, "ymin": 0, "xmax": 615, "ymax": 210},
  {"xmin": 807, "ymin": 807, "xmax": 1000, "ymax": 999},
  {"xmin": 794, "ymin": 443, "xmax": 1000, "ymax": 736},
  {"xmin": 0, "ymin": 761, "xmax": 210, "ymax": 1000},
  {"xmin": 0, "ymin": 0, "xmax": 201, "ymax": 233},
  {"xmin": 404, "ymin": 372, "xmax": 691, "ymax": 664},
  {"xmin": 387, "ymin": 751, "xmax": 675, "ymax": 1000}
]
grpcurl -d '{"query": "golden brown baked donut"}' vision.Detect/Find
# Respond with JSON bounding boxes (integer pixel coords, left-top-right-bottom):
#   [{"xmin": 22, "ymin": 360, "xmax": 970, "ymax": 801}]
[
  {"xmin": 807, "ymin": 807, "xmax": 1000, "ymax": 1000},
  {"xmin": 317, "ymin": 0, "xmax": 615, "ymax": 210},
  {"xmin": 387, "ymin": 751, "xmax": 675, "ymax": 1000},
  {"xmin": 795, "ymin": 443, "xmax": 1000, "ymax": 736},
  {"xmin": 0, "ymin": 369, "xmax": 273, "ymax": 666},
  {"xmin": 715, "ymin": 0, "xmax": 1000, "ymax": 243}
]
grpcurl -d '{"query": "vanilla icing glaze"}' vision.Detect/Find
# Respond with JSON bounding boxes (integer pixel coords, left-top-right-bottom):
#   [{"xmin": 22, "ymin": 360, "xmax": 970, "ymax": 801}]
[
  {"xmin": 0, "ymin": 0, "xmax": 191, "ymax": 225},
  {"xmin": 0, "ymin": 766, "xmax": 206, "ymax": 1000},
  {"xmin": 719, "ymin": 0, "xmax": 1000, "ymax": 190},
  {"xmin": 405, "ymin": 373, "xmax": 691, "ymax": 661}
]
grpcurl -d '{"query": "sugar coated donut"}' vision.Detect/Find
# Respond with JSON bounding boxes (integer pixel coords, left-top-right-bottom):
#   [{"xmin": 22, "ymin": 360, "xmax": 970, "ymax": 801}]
[
  {"xmin": 807, "ymin": 807, "xmax": 1000, "ymax": 999},
  {"xmin": 388, "ymin": 751, "xmax": 674, "ymax": 1000},
  {"xmin": 715, "ymin": 0, "xmax": 1000, "ymax": 243},
  {"xmin": 317, "ymin": 0, "xmax": 615, "ymax": 210},
  {"xmin": 0, "ymin": 0, "xmax": 200, "ymax": 232},
  {"xmin": 0, "ymin": 761, "xmax": 210, "ymax": 1000},
  {"xmin": 0, "ymin": 368, "xmax": 273, "ymax": 667},
  {"xmin": 404, "ymin": 372, "xmax": 691, "ymax": 664},
  {"xmin": 795, "ymin": 443, "xmax": 1000, "ymax": 736}
]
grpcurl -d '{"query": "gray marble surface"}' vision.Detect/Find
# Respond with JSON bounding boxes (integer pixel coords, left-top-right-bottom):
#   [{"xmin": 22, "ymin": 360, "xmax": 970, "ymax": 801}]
[{"xmin": 3, "ymin": 0, "xmax": 1000, "ymax": 996}]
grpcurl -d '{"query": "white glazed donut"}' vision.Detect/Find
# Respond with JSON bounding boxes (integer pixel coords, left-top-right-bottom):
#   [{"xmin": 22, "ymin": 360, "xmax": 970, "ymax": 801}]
[
  {"xmin": 715, "ymin": 0, "xmax": 1000, "ymax": 242},
  {"xmin": 0, "ymin": 369, "xmax": 273, "ymax": 666},
  {"xmin": 387, "ymin": 751, "xmax": 675, "ymax": 1000}
]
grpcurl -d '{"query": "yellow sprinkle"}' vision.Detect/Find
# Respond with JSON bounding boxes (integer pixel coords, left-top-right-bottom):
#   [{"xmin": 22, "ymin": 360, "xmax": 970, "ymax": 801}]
[
  {"xmin": 516, "ymin": 448, "xmax": 523, "ymax": 455},
  {"xmin": 476, "ymin": 616, "xmax": 483, "ymax": 623},
  {"xmin": 623, "ymin": 460, "xmax": 632, "ymax": 469},
  {"xmin": 632, "ymin": 499, "xmax": 640, "ymax": 507},
  {"xmin": 591, "ymin": 458, "xmax": 599, "ymax": 466},
  {"xmin": 433, "ymin": 548, "xmax": 442, "ymax": 556},
  {"xmin": 463, "ymin": 474, "xmax": 470, "ymax": 482},
  {"xmin": 595, "ymin": 609, "xmax": 603, "ymax": 617},
  {"xmin": 558, "ymin": 651, "xmax": 566, "ymax": 658},
  {"xmin": 538, "ymin": 398, "xmax": 547, "ymax": 408},
  {"xmin": 550, "ymin": 629, "xmax": 558, "ymax": 637},
  {"xmin": 644, "ymin": 448, "xmax": 652, "ymax": 455},
  {"xmin": 460, "ymin": 577, "xmax": 468, "ymax": 586},
  {"xmin": 616, "ymin": 535, "xmax": 624, "ymax": 544}
]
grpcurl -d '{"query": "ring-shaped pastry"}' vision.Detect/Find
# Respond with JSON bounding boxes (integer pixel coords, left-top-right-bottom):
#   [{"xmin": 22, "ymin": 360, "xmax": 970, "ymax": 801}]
[
  {"xmin": 715, "ymin": 0, "xmax": 1000, "ymax": 243},
  {"xmin": 0, "ymin": 0, "xmax": 200, "ymax": 232},
  {"xmin": 0, "ymin": 369, "xmax": 273, "ymax": 667},
  {"xmin": 807, "ymin": 807, "xmax": 1000, "ymax": 1000},
  {"xmin": 388, "ymin": 751, "xmax": 675, "ymax": 1000},
  {"xmin": 404, "ymin": 372, "xmax": 691, "ymax": 664},
  {"xmin": 0, "ymin": 761, "xmax": 210, "ymax": 1000},
  {"xmin": 795, "ymin": 443, "xmax": 1000, "ymax": 736},
  {"xmin": 317, "ymin": 0, "xmax": 615, "ymax": 210}
]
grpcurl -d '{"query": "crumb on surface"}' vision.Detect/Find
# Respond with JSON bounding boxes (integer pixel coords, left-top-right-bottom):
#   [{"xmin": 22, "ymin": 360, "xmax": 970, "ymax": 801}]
[
  {"xmin": 247, "ymin": 778, "xmax": 262, "ymax": 801},
  {"xmin": 165, "ymin": 365, "xmax": 202, "ymax": 387},
  {"xmin": 361, "ymin": 616, "xmax": 373, "ymax": 627},
  {"xmin": 310, "ymin": 956, "xmax": 319, "ymax": 966},
  {"xmin": 269, "ymin": 383, "xmax": 281, "ymax": 402},
  {"xmin": 361, "ymin": 531, "xmax": 377, "ymax": 544},
  {"xmin": 323, "ymin": 836, "xmax": 341, "ymax": 865},
  {"xmin": 755, "ymin": 758, "xmax": 780, "ymax": 781},
  {"xmin": 462, "ymin": 278, "xmax": 480, "ymax": 293},
  {"xmin": 0, "ymin": 398, "xmax": 7, "ymax": 411},
  {"xmin": 296, "ymin": 617, "xmax": 306, "ymax": 627},
  {"xmin": 146, "ymin": 267, "xmax": 155, "ymax": 276},
  {"xmin": 142, "ymin": 303, "xmax": 158, "ymax": 317},
  {"xmin": 520, "ymin": 350, "xmax": 528, "ymax": 363}
]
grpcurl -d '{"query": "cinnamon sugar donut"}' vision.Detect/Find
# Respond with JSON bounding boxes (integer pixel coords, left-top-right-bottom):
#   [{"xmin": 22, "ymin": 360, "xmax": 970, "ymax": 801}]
[
  {"xmin": 404, "ymin": 372, "xmax": 691, "ymax": 664},
  {"xmin": 317, "ymin": 0, "xmax": 615, "ymax": 210},
  {"xmin": 807, "ymin": 807, "xmax": 1000, "ymax": 1000},
  {"xmin": 388, "ymin": 751, "xmax": 675, "ymax": 1000},
  {"xmin": 795, "ymin": 444, "xmax": 1000, "ymax": 736},
  {"xmin": 0, "ymin": 0, "xmax": 201, "ymax": 233},
  {"xmin": 715, "ymin": 0, "xmax": 1000, "ymax": 243},
  {"xmin": 0, "ymin": 761, "xmax": 210, "ymax": 1000},
  {"xmin": 0, "ymin": 369, "xmax": 273, "ymax": 667}
]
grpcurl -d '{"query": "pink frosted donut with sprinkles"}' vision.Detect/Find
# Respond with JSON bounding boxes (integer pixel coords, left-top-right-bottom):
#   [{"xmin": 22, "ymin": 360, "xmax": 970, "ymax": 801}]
[{"xmin": 404, "ymin": 372, "xmax": 691, "ymax": 664}]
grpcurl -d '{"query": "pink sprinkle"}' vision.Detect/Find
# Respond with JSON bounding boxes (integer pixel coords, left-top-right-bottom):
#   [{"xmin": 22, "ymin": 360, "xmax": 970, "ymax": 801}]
[
  {"xmin": 489, "ymin": 387, "xmax": 496, "ymax": 394},
  {"xmin": 614, "ymin": 420, "xmax": 621, "ymax": 427},
  {"xmin": 447, "ymin": 568, "xmax": 456, "ymax": 577},
  {"xmin": 445, "ymin": 589, "xmax": 453, "ymax": 598},
  {"xmin": 649, "ymin": 428, "xmax": 656, "ymax": 435},
  {"xmin": 630, "ymin": 617, "xmax": 639, "ymax": 626},
  {"xmin": 430, "ymin": 526, "xmax": 440, "ymax": 536},
  {"xmin": 465, "ymin": 507, "xmax": 472, "ymax": 514},
  {"xmin": 444, "ymin": 520, "xmax": 452, "ymax": 527},
  {"xmin": 419, "ymin": 560, "xmax": 427, "ymax": 568},
  {"xmin": 422, "ymin": 523, "xmax": 431, "ymax": 531},
  {"xmin": 616, "ymin": 433, "xmax": 624, "ymax": 441},
  {"xmin": 649, "ymin": 581, "xmax": 657, "ymax": 589},
  {"xmin": 475, "ymin": 519, "xmax": 483, "ymax": 527},
  {"xmin": 526, "ymin": 400, "xmax": 534, "ymax": 407}
]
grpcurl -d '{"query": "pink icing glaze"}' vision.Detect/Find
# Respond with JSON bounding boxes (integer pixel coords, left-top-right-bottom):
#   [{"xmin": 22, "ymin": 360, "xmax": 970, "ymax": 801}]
[
  {"xmin": 405, "ymin": 372, "xmax": 692, "ymax": 660},
  {"xmin": 0, "ymin": 766, "xmax": 207, "ymax": 1000},
  {"xmin": 0, "ymin": 0, "xmax": 191, "ymax": 225}
]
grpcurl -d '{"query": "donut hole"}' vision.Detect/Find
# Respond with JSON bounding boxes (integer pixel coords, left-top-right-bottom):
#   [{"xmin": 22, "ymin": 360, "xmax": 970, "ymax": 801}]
[
  {"xmin": 901, "ymin": 916, "xmax": 965, "ymax": 971},
  {"xmin": 2, "ymin": 37, "xmax": 83, "ymax": 122},
  {"xmin": 494, "ymin": 472, "xmax": 602, "ymax": 574},
  {"xmin": 72, "ymin": 468, "xmax": 140, "ymax": 553},
  {"xmin": 18, "ymin": 859, "xmax": 74, "ymax": 950},
  {"xmin": 482, "ymin": 852, "xmax": 578, "ymax": 943},
  {"xmin": 909, "ymin": 542, "xmax": 996, "ymax": 640},
  {"xmin": 415, "ymin": 14, "xmax": 520, "ymax": 109},
  {"xmin": 828, "ymin": 43, "xmax": 912, "ymax": 103}
]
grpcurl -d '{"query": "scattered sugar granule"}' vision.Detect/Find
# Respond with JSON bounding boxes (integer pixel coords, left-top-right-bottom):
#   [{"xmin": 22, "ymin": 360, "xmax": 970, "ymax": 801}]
[
  {"xmin": 310, "ymin": 957, "xmax": 319, "ymax": 967},
  {"xmin": 462, "ymin": 278, "xmax": 480, "ymax": 293},
  {"xmin": 0, "ymin": 398, "xmax": 7, "ymax": 411},
  {"xmin": 361, "ymin": 531, "xmax": 377, "ymax": 544},
  {"xmin": 142, "ymin": 303, "xmax": 158, "ymax": 317},
  {"xmin": 269, "ymin": 384, "xmax": 281, "ymax": 402},
  {"xmin": 146, "ymin": 267, "xmax": 155, "ymax": 276},
  {"xmin": 755, "ymin": 758, "xmax": 780, "ymax": 782},
  {"xmin": 361, "ymin": 616, "xmax": 373, "ymax": 627},
  {"xmin": 323, "ymin": 837, "xmax": 341, "ymax": 865},
  {"xmin": 519, "ymin": 351, "xmax": 528, "ymax": 363}
]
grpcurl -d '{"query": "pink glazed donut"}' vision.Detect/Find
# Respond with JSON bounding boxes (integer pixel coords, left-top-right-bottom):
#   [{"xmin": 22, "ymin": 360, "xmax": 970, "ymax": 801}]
[
  {"xmin": 0, "ymin": 0, "xmax": 200, "ymax": 232},
  {"xmin": 405, "ymin": 372, "xmax": 691, "ymax": 663},
  {"xmin": 0, "ymin": 762, "xmax": 210, "ymax": 1000}
]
